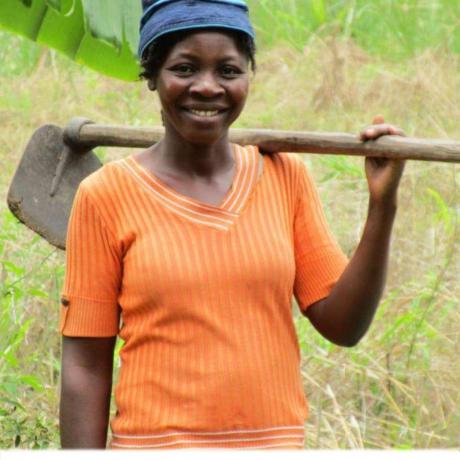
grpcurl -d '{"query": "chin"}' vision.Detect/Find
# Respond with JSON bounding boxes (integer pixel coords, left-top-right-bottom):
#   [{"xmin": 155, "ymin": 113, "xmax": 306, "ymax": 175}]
[
  {"xmin": 184, "ymin": 130, "xmax": 227, "ymax": 146},
  {"xmin": 170, "ymin": 121, "xmax": 229, "ymax": 145}
]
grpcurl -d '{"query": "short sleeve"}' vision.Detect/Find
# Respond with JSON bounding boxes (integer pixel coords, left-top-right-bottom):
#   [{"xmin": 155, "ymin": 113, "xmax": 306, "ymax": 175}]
[
  {"xmin": 60, "ymin": 182, "xmax": 122, "ymax": 337},
  {"xmin": 293, "ymin": 160, "xmax": 348, "ymax": 311}
]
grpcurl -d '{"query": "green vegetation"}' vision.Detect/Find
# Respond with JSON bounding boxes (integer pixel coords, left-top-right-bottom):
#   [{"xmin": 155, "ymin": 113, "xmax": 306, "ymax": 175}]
[
  {"xmin": 0, "ymin": 0, "xmax": 141, "ymax": 80},
  {"xmin": 0, "ymin": 0, "xmax": 459, "ymax": 449},
  {"xmin": 1, "ymin": 0, "xmax": 460, "ymax": 79},
  {"xmin": 249, "ymin": 0, "xmax": 460, "ymax": 58},
  {"xmin": 0, "ymin": 211, "xmax": 61, "ymax": 448}
]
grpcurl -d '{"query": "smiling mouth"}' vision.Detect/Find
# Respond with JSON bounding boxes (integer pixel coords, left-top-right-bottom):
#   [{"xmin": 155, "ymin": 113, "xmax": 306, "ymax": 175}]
[{"xmin": 186, "ymin": 109, "xmax": 222, "ymax": 117}]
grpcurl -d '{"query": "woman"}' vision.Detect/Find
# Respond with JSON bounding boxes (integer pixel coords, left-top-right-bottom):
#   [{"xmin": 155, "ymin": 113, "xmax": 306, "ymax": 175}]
[{"xmin": 59, "ymin": 0, "xmax": 405, "ymax": 449}]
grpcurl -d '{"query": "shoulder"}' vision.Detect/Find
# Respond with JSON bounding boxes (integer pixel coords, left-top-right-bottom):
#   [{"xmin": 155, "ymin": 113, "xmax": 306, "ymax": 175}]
[
  {"xmin": 73, "ymin": 159, "xmax": 130, "ymax": 230},
  {"xmin": 261, "ymin": 151, "xmax": 310, "ymax": 188},
  {"xmin": 78, "ymin": 159, "xmax": 127, "ymax": 202},
  {"xmin": 239, "ymin": 145, "xmax": 310, "ymax": 178},
  {"xmin": 262, "ymin": 150, "xmax": 304, "ymax": 170}
]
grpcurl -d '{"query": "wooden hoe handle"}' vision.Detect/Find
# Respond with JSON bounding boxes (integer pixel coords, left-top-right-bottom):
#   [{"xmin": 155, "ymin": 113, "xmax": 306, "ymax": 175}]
[{"xmin": 65, "ymin": 118, "xmax": 460, "ymax": 163}]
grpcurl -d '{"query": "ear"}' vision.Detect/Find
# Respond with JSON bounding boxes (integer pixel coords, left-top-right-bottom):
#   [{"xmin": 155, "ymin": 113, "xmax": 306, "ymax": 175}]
[{"xmin": 147, "ymin": 79, "xmax": 156, "ymax": 91}]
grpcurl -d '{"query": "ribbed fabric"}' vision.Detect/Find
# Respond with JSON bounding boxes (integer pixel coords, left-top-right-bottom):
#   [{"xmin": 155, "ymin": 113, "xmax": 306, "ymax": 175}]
[{"xmin": 60, "ymin": 145, "xmax": 348, "ymax": 449}]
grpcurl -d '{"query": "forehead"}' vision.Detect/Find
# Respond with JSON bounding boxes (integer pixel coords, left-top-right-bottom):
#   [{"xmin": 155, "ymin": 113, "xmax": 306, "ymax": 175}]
[{"xmin": 166, "ymin": 30, "xmax": 245, "ymax": 60}]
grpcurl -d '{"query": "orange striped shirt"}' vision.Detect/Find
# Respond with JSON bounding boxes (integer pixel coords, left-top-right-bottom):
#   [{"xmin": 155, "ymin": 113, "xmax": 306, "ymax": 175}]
[{"xmin": 60, "ymin": 145, "xmax": 348, "ymax": 449}]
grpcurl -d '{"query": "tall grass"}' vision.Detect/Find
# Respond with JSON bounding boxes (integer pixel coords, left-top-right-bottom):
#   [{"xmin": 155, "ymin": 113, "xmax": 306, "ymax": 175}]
[
  {"xmin": 0, "ymin": 2, "xmax": 459, "ymax": 448},
  {"xmin": 248, "ymin": 0, "xmax": 460, "ymax": 58},
  {"xmin": 0, "ymin": 210, "xmax": 61, "ymax": 448}
]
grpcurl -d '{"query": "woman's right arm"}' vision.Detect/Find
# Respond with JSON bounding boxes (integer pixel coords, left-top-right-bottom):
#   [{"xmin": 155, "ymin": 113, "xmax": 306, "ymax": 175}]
[{"xmin": 60, "ymin": 336, "xmax": 116, "ymax": 449}]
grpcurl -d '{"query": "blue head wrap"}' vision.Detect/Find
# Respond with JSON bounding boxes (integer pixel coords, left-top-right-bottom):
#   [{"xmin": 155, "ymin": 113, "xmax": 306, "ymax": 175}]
[{"xmin": 138, "ymin": 0, "xmax": 255, "ymax": 59}]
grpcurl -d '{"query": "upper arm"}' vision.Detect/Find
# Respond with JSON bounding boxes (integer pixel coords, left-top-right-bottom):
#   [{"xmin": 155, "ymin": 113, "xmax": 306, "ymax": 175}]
[{"xmin": 60, "ymin": 182, "xmax": 122, "ymax": 337}]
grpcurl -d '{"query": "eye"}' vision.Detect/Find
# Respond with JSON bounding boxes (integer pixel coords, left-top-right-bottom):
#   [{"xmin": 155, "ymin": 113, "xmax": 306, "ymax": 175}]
[
  {"xmin": 169, "ymin": 64, "xmax": 195, "ymax": 76},
  {"xmin": 220, "ymin": 65, "xmax": 244, "ymax": 79}
]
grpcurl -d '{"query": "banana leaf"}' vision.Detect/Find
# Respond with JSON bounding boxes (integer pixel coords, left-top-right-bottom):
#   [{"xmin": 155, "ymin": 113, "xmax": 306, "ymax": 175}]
[{"xmin": 0, "ymin": 0, "xmax": 142, "ymax": 81}]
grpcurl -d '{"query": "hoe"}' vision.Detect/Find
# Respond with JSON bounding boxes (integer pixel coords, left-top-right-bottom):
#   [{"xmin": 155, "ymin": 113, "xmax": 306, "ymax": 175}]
[{"xmin": 7, "ymin": 117, "xmax": 460, "ymax": 249}]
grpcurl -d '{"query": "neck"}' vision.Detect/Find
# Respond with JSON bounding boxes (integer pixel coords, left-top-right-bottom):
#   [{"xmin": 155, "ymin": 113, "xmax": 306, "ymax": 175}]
[{"xmin": 154, "ymin": 129, "xmax": 234, "ymax": 179}]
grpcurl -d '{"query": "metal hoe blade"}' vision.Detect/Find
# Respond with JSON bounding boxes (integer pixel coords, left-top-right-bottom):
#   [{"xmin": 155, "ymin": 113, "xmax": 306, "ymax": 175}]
[{"xmin": 7, "ymin": 124, "xmax": 102, "ymax": 249}]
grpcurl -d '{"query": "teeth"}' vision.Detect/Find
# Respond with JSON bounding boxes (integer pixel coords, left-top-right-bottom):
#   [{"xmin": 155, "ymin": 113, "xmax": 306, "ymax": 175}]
[{"xmin": 189, "ymin": 109, "xmax": 219, "ymax": 117}]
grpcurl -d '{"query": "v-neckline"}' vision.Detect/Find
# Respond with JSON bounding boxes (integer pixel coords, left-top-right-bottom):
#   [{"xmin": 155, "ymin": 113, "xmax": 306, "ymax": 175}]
[
  {"xmin": 119, "ymin": 145, "xmax": 262, "ymax": 232},
  {"xmin": 130, "ymin": 144, "xmax": 242, "ymax": 210}
]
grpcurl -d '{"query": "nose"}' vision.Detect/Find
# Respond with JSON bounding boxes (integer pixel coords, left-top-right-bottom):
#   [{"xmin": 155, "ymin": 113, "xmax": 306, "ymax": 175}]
[{"xmin": 190, "ymin": 71, "xmax": 225, "ymax": 98}]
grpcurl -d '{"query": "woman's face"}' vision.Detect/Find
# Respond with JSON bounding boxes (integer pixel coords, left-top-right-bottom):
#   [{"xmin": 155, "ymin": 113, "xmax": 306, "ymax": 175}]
[{"xmin": 153, "ymin": 31, "xmax": 250, "ymax": 145}]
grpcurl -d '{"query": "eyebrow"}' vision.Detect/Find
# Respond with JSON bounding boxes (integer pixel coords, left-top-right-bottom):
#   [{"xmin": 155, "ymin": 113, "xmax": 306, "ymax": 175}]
[{"xmin": 169, "ymin": 52, "xmax": 243, "ymax": 62}]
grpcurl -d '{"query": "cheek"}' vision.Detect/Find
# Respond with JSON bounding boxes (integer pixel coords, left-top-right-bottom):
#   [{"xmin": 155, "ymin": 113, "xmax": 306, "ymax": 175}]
[
  {"xmin": 230, "ymin": 78, "xmax": 249, "ymax": 103},
  {"xmin": 156, "ymin": 76, "xmax": 184, "ymax": 104},
  {"xmin": 234, "ymin": 82, "xmax": 250, "ymax": 109},
  {"xmin": 158, "ymin": 82, "xmax": 178, "ymax": 101},
  {"xmin": 158, "ymin": 90, "xmax": 183, "ymax": 120}
]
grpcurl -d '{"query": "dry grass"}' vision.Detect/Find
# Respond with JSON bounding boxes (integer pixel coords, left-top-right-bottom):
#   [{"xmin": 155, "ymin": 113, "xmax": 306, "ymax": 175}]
[{"xmin": 0, "ymin": 38, "xmax": 459, "ymax": 448}]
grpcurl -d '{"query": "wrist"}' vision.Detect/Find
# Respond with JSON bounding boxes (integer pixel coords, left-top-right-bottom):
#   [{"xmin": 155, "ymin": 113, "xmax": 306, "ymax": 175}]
[
  {"xmin": 369, "ymin": 193, "xmax": 398, "ymax": 214},
  {"xmin": 366, "ymin": 197, "xmax": 398, "ymax": 234}
]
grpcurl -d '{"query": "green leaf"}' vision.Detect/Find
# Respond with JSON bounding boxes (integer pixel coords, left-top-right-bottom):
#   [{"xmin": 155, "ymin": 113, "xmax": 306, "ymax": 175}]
[
  {"xmin": 0, "ymin": 0, "xmax": 141, "ymax": 80},
  {"xmin": 311, "ymin": 0, "xmax": 327, "ymax": 26},
  {"xmin": 27, "ymin": 288, "xmax": 48, "ymax": 298},
  {"xmin": 426, "ymin": 187, "xmax": 452, "ymax": 231},
  {"xmin": 37, "ymin": 0, "xmax": 85, "ymax": 57},
  {"xmin": 82, "ymin": 0, "xmax": 121, "ymax": 47},
  {"xmin": 0, "ymin": 0, "xmax": 48, "ymax": 39},
  {"xmin": 82, "ymin": 0, "xmax": 141, "ymax": 51},
  {"xmin": 2, "ymin": 382, "xmax": 19, "ymax": 398},
  {"xmin": 20, "ymin": 375, "xmax": 43, "ymax": 391},
  {"xmin": 45, "ymin": 0, "xmax": 63, "ymax": 11},
  {"xmin": 0, "ymin": 260, "xmax": 25, "ymax": 276}
]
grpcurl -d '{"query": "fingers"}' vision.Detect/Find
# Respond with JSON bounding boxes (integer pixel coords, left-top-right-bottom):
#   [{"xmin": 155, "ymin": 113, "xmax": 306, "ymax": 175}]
[{"xmin": 360, "ymin": 115, "xmax": 405, "ymax": 141}]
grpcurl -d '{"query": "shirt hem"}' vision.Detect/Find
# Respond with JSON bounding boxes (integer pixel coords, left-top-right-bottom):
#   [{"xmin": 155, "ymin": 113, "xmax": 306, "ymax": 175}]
[{"xmin": 110, "ymin": 425, "xmax": 305, "ymax": 449}]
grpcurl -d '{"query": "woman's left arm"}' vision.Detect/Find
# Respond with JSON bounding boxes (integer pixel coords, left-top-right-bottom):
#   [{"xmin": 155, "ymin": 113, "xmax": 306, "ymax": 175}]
[{"xmin": 303, "ymin": 115, "xmax": 405, "ymax": 347}]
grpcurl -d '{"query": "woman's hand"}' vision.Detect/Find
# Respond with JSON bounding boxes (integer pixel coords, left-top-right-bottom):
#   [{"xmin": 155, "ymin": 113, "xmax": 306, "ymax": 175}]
[{"xmin": 360, "ymin": 115, "xmax": 406, "ymax": 206}]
